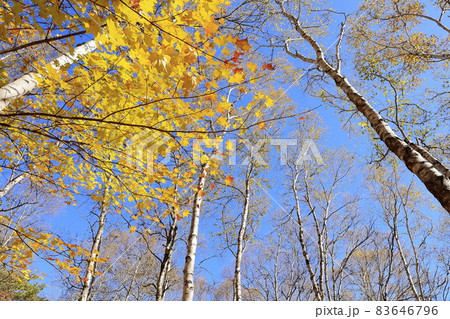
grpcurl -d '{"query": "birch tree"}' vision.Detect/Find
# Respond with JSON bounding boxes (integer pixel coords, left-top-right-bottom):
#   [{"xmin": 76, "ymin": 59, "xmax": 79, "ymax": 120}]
[
  {"xmin": 1, "ymin": 0, "xmax": 266, "ymax": 279},
  {"xmin": 286, "ymin": 148, "xmax": 372, "ymax": 300},
  {"xmin": 223, "ymin": 0, "xmax": 450, "ymax": 212},
  {"xmin": 274, "ymin": 0, "xmax": 450, "ymax": 213},
  {"xmin": 182, "ymin": 163, "xmax": 208, "ymax": 301},
  {"xmin": 0, "ymin": 40, "xmax": 97, "ymax": 112},
  {"xmin": 233, "ymin": 161, "xmax": 254, "ymax": 301},
  {"xmin": 78, "ymin": 174, "xmax": 111, "ymax": 301},
  {"xmin": 365, "ymin": 158, "xmax": 450, "ymax": 300}
]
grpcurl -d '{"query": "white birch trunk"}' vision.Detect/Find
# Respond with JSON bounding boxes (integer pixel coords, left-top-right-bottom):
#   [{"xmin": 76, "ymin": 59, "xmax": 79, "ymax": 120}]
[
  {"xmin": 79, "ymin": 177, "xmax": 110, "ymax": 301},
  {"xmin": 234, "ymin": 162, "xmax": 253, "ymax": 301},
  {"xmin": 0, "ymin": 40, "xmax": 96, "ymax": 112},
  {"xmin": 181, "ymin": 91, "xmax": 235, "ymax": 301},
  {"xmin": 181, "ymin": 92, "xmax": 234, "ymax": 301},
  {"xmin": 155, "ymin": 216, "xmax": 178, "ymax": 301},
  {"xmin": 278, "ymin": 4, "xmax": 450, "ymax": 213},
  {"xmin": 292, "ymin": 170, "xmax": 323, "ymax": 300},
  {"xmin": 0, "ymin": 174, "xmax": 26, "ymax": 198},
  {"xmin": 182, "ymin": 163, "xmax": 208, "ymax": 301},
  {"xmin": 393, "ymin": 225, "xmax": 421, "ymax": 300}
]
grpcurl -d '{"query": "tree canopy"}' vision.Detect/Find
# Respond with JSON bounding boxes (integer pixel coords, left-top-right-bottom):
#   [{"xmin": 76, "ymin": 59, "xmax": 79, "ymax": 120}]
[{"xmin": 0, "ymin": 0, "xmax": 449, "ymax": 302}]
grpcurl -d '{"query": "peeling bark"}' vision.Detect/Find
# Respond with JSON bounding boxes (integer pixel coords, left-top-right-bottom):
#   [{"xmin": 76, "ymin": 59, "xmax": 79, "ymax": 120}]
[{"xmin": 278, "ymin": 4, "xmax": 450, "ymax": 213}]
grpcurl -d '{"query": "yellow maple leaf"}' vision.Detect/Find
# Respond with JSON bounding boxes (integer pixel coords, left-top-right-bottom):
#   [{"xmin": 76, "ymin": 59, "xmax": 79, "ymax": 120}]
[
  {"xmin": 216, "ymin": 101, "xmax": 232, "ymax": 113},
  {"xmin": 229, "ymin": 72, "xmax": 245, "ymax": 84},
  {"xmin": 247, "ymin": 62, "xmax": 257, "ymax": 72},
  {"xmin": 140, "ymin": 0, "xmax": 157, "ymax": 12},
  {"xmin": 202, "ymin": 108, "xmax": 215, "ymax": 117},
  {"xmin": 265, "ymin": 97, "xmax": 274, "ymax": 107},
  {"xmin": 217, "ymin": 116, "xmax": 229, "ymax": 127},
  {"xmin": 182, "ymin": 210, "xmax": 190, "ymax": 217},
  {"xmin": 226, "ymin": 140, "xmax": 235, "ymax": 151},
  {"xmin": 106, "ymin": 19, "xmax": 127, "ymax": 47},
  {"xmin": 201, "ymin": 154, "xmax": 210, "ymax": 164},
  {"xmin": 204, "ymin": 20, "xmax": 220, "ymax": 36},
  {"xmin": 214, "ymin": 34, "xmax": 231, "ymax": 47}
]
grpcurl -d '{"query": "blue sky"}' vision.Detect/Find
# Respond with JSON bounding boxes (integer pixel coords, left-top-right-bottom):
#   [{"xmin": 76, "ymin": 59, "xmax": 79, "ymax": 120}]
[{"xmin": 2, "ymin": 0, "xmax": 448, "ymax": 300}]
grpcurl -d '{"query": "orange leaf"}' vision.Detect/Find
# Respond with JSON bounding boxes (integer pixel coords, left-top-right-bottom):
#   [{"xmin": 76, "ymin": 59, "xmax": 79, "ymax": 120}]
[
  {"xmin": 80, "ymin": 278, "xmax": 89, "ymax": 282},
  {"xmin": 234, "ymin": 38, "xmax": 251, "ymax": 51},
  {"xmin": 205, "ymin": 94, "xmax": 218, "ymax": 102},
  {"xmin": 258, "ymin": 122, "xmax": 267, "ymax": 129},
  {"xmin": 225, "ymin": 175, "xmax": 234, "ymax": 185},
  {"xmin": 233, "ymin": 67, "xmax": 243, "ymax": 74},
  {"xmin": 298, "ymin": 116, "xmax": 305, "ymax": 120},
  {"xmin": 210, "ymin": 184, "xmax": 216, "ymax": 190},
  {"xmin": 224, "ymin": 61, "xmax": 238, "ymax": 69},
  {"xmin": 231, "ymin": 51, "xmax": 245, "ymax": 62},
  {"xmin": 262, "ymin": 62, "xmax": 276, "ymax": 70},
  {"xmin": 131, "ymin": 0, "xmax": 141, "ymax": 10}
]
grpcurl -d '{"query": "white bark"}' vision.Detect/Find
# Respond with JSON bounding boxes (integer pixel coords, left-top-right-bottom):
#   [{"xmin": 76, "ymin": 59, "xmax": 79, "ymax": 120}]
[
  {"xmin": 292, "ymin": 168, "xmax": 323, "ymax": 301},
  {"xmin": 182, "ymin": 163, "xmax": 208, "ymax": 301},
  {"xmin": 0, "ymin": 174, "xmax": 26, "ymax": 199},
  {"xmin": 79, "ymin": 177, "xmax": 110, "ymax": 301},
  {"xmin": 278, "ymin": 3, "xmax": 450, "ymax": 213},
  {"xmin": 393, "ymin": 223, "xmax": 421, "ymax": 300},
  {"xmin": 234, "ymin": 162, "xmax": 253, "ymax": 301},
  {"xmin": 0, "ymin": 40, "xmax": 97, "ymax": 112},
  {"xmin": 155, "ymin": 216, "xmax": 178, "ymax": 301},
  {"xmin": 181, "ymin": 92, "xmax": 234, "ymax": 301}
]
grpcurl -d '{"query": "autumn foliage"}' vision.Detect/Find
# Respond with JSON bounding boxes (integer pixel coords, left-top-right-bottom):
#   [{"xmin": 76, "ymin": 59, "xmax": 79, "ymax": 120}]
[{"xmin": 1, "ymin": 0, "xmax": 449, "ymax": 302}]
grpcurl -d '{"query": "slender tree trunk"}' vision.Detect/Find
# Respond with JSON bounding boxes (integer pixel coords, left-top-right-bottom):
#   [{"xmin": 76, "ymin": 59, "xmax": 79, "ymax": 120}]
[
  {"xmin": 0, "ymin": 40, "xmax": 96, "ymax": 112},
  {"xmin": 278, "ymin": 3, "xmax": 450, "ymax": 213},
  {"xmin": 181, "ymin": 92, "xmax": 233, "ymax": 301},
  {"xmin": 292, "ymin": 170, "xmax": 323, "ymax": 301},
  {"xmin": 393, "ymin": 224, "xmax": 421, "ymax": 300},
  {"xmin": 124, "ymin": 257, "xmax": 144, "ymax": 301},
  {"xmin": 182, "ymin": 163, "xmax": 208, "ymax": 301},
  {"xmin": 155, "ymin": 215, "xmax": 178, "ymax": 301},
  {"xmin": 273, "ymin": 237, "xmax": 281, "ymax": 301},
  {"xmin": 404, "ymin": 208, "xmax": 426, "ymax": 299},
  {"xmin": 234, "ymin": 162, "xmax": 254, "ymax": 301},
  {"xmin": 310, "ymin": 207, "xmax": 326, "ymax": 300},
  {"xmin": 390, "ymin": 206, "xmax": 422, "ymax": 300},
  {"xmin": 79, "ymin": 176, "xmax": 110, "ymax": 301}
]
